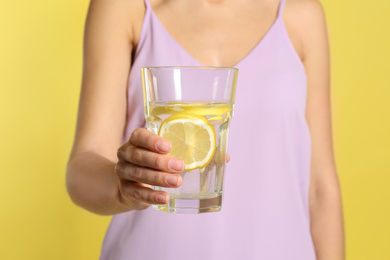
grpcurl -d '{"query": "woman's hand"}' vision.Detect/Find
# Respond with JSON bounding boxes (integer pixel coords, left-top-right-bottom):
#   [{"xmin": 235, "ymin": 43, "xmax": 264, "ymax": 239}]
[{"xmin": 115, "ymin": 128, "xmax": 184, "ymax": 210}]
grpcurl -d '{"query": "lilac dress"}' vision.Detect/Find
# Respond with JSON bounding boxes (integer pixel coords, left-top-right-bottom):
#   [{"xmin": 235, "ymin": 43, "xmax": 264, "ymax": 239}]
[{"xmin": 100, "ymin": 0, "xmax": 315, "ymax": 259}]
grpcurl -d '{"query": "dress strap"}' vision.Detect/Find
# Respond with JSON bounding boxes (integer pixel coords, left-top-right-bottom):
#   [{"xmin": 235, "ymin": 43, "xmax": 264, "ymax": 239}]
[
  {"xmin": 277, "ymin": 0, "xmax": 286, "ymax": 17},
  {"xmin": 142, "ymin": 0, "xmax": 152, "ymax": 25}
]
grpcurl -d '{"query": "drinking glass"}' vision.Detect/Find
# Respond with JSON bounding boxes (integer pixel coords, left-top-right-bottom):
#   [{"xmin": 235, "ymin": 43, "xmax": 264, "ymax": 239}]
[{"xmin": 142, "ymin": 66, "xmax": 238, "ymax": 213}]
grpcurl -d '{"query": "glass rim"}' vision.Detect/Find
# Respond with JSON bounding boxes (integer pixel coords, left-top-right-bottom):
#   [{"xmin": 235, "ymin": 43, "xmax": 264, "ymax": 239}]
[{"xmin": 141, "ymin": 66, "xmax": 238, "ymax": 71}]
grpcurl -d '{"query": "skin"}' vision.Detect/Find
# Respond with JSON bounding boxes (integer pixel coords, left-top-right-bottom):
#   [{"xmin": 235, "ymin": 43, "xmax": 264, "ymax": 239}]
[{"xmin": 66, "ymin": 0, "xmax": 344, "ymax": 259}]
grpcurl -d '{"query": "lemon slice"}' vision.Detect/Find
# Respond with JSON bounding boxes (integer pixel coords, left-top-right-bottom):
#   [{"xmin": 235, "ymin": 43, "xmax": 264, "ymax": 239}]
[{"xmin": 158, "ymin": 113, "xmax": 216, "ymax": 171}]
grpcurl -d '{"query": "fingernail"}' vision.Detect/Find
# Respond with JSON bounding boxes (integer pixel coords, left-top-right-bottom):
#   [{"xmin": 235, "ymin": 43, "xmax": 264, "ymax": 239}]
[
  {"xmin": 168, "ymin": 159, "xmax": 184, "ymax": 171},
  {"xmin": 156, "ymin": 141, "xmax": 171, "ymax": 153},
  {"xmin": 156, "ymin": 195, "xmax": 167, "ymax": 204},
  {"xmin": 166, "ymin": 175, "xmax": 179, "ymax": 186}
]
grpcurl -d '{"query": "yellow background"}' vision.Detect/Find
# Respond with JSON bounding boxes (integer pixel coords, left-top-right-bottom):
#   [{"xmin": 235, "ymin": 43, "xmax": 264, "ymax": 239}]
[{"xmin": 0, "ymin": 0, "xmax": 389, "ymax": 259}]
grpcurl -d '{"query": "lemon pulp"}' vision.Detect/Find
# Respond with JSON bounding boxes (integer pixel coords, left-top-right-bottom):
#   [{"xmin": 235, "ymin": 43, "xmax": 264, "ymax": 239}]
[{"xmin": 158, "ymin": 113, "xmax": 216, "ymax": 171}]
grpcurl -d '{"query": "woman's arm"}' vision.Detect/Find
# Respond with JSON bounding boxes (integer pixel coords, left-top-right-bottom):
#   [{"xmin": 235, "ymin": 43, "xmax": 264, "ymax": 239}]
[
  {"xmin": 289, "ymin": 0, "xmax": 345, "ymax": 258},
  {"xmin": 66, "ymin": 0, "xmax": 184, "ymax": 215},
  {"xmin": 66, "ymin": 0, "xmax": 137, "ymax": 214}
]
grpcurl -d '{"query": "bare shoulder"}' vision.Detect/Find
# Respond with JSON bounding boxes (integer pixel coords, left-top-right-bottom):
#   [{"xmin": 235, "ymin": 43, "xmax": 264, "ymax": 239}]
[
  {"xmin": 285, "ymin": 0, "xmax": 325, "ymax": 17},
  {"xmin": 88, "ymin": 0, "xmax": 145, "ymax": 17},
  {"xmin": 86, "ymin": 0, "xmax": 146, "ymax": 47},
  {"xmin": 283, "ymin": 0, "xmax": 328, "ymax": 61}
]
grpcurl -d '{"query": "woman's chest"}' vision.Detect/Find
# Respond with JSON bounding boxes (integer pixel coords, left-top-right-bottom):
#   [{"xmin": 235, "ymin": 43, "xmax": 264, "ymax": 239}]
[{"xmin": 145, "ymin": 0, "xmax": 284, "ymax": 67}]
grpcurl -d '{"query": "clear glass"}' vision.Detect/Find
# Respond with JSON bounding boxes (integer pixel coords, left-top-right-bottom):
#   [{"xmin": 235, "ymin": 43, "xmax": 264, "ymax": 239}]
[{"xmin": 142, "ymin": 66, "xmax": 238, "ymax": 214}]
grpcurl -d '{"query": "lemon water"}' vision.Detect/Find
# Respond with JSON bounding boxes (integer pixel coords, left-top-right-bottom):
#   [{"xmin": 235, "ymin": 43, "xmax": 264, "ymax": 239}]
[{"xmin": 145, "ymin": 101, "xmax": 233, "ymax": 213}]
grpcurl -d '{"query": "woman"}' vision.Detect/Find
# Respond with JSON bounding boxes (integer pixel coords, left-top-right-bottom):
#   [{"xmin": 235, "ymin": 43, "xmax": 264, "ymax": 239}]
[{"xmin": 67, "ymin": 0, "xmax": 344, "ymax": 259}]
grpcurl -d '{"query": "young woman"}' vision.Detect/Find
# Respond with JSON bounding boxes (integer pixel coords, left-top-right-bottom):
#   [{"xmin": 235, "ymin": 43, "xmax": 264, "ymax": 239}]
[{"xmin": 67, "ymin": 0, "xmax": 345, "ymax": 259}]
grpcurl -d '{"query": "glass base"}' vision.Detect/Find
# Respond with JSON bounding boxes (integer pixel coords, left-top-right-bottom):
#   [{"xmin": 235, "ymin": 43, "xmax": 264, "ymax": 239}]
[{"xmin": 153, "ymin": 195, "xmax": 222, "ymax": 214}]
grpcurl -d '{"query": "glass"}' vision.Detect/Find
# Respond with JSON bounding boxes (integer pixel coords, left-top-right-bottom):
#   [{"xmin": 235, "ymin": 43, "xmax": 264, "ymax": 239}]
[{"xmin": 142, "ymin": 66, "xmax": 238, "ymax": 213}]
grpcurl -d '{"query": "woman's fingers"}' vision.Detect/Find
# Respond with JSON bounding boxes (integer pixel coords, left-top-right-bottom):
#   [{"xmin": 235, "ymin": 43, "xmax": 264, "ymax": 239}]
[
  {"xmin": 120, "ymin": 181, "xmax": 169, "ymax": 205},
  {"xmin": 130, "ymin": 128, "xmax": 171, "ymax": 154},
  {"xmin": 118, "ymin": 145, "xmax": 184, "ymax": 172},
  {"xmin": 115, "ymin": 128, "xmax": 184, "ymax": 209},
  {"xmin": 116, "ymin": 161, "xmax": 182, "ymax": 188},
  {"xmin": 118, "ymin": 128, "xmax": 184, "ymax": 173}
]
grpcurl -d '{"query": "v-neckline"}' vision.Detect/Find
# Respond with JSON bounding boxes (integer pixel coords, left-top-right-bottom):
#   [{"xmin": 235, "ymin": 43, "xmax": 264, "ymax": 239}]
[{"xmin": 147, "ymin": 0, "xmax": 283, "ymax": 68}]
